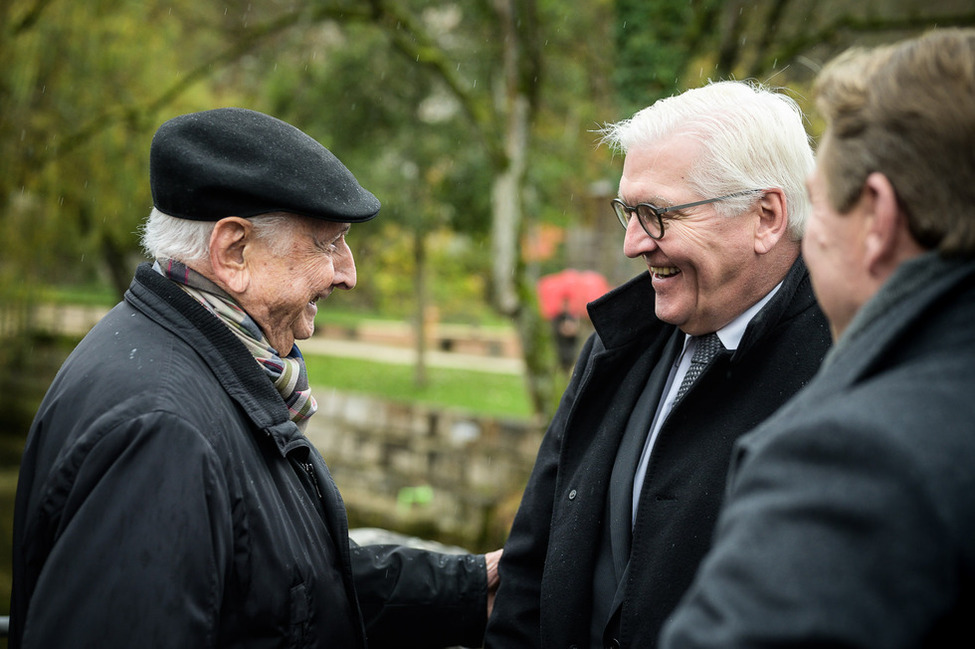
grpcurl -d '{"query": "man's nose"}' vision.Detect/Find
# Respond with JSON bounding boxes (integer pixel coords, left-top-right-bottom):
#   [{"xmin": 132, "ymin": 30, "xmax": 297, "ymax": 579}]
[
  {"xmin": 622, "ymin": 216, "xmax": 658, "ymax": 259},
  {"xmin": 335, "ymin": 248, "xmax": 357, "ymax": 290}
]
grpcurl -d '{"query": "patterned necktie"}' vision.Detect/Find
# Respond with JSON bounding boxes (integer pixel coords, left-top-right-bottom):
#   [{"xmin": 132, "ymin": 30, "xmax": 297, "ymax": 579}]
[{"xmin": 675, "ymin": 332, "xmax": 724, "ymax": 401}]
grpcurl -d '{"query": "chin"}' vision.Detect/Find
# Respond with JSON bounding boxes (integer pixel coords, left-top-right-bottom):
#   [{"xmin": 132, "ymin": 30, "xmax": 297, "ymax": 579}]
[
  {"xmin": 654, "ymin": 305, "xmax": 686, "ymax": 328},
  {"xmin": 294, "ymin": 320, "xmax": 316, "ymax": 343}
]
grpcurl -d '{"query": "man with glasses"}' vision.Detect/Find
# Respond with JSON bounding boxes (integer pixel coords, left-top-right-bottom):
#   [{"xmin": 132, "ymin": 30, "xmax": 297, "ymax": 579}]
[{"xmin": 485, "ymin": 81, "xmax": 830, "ymax": 649}]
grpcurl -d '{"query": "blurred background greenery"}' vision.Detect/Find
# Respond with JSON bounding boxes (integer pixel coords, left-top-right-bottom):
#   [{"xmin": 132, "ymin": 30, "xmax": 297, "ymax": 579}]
[{"xmin": 2, "ymin": 0, "xmax": 973, "ymax": 635}]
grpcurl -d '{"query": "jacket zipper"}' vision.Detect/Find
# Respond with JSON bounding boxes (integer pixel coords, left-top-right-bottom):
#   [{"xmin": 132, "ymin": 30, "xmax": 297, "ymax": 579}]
[{"xmin": 300, "ymin": 462, "xmax": 324, "ymax": 501}]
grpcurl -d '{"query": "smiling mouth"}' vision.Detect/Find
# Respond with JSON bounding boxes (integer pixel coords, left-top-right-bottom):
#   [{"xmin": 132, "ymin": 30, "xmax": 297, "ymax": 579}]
[{"xmin": 650, "ymin": 266, "xmax": 680, "ymax": 279}]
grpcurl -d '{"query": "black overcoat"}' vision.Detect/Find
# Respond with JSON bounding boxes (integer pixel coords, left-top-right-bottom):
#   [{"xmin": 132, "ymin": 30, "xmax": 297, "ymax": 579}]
[
  {"xmin": 486, "ymin": 257, "xmax": 831, "ymax": 649},
  {"xmin": 11, "ymin": 263, "xmax": 487, "ymax": 649}
]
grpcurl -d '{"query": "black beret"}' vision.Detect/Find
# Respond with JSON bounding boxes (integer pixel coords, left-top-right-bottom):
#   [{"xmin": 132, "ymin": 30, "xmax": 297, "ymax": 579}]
[{"xmin": 149, "ymin": 107, "xmax": 380, "ymax": 222}]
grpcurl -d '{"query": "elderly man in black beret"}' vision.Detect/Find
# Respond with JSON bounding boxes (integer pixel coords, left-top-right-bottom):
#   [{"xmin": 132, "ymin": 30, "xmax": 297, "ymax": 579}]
[{"xmin": 10, "ymin": 107, "xmax": 499, "ymax": 649}]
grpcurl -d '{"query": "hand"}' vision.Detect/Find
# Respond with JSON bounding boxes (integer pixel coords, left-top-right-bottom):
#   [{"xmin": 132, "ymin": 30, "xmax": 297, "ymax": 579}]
[{"xmin": 484, "ymin": 548, "xmax": 503, "ymax": 618}]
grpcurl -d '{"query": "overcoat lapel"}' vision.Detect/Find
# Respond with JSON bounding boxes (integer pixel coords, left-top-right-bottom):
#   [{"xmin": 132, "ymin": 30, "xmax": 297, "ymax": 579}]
[{"xmin": 608, "ymin": 329, "xmax": 684, "ymax": 579}]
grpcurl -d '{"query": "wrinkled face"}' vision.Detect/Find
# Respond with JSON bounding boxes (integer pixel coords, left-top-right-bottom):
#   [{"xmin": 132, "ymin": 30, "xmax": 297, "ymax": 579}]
[
  {"xmin": 243, "ymin": 218, "xmax": 356, "ymax": 353},
  {"xmin": 620, "ymin": 135, "xmax": 763, "ymax": 335},
  {"xmin": 802, "ymin": 155, "xmax": 866, "ymax": 340}
]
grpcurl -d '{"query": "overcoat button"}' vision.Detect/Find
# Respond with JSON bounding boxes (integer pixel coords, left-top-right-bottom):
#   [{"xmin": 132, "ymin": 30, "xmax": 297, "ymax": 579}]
[{"xmin": 568, "ymin": 489, "xmax": 577, "ymax": 500}]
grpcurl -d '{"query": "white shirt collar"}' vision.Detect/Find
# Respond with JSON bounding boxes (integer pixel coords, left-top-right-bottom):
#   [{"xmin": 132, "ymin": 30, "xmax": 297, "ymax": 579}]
[{"xmin": 684, "ymin": 280, "xmax": 784, "ymax": 352}]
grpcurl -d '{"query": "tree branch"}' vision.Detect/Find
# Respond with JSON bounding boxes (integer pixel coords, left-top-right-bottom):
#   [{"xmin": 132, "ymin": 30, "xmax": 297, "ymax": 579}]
[
  {"xmin": 756, "ymin": 10, "xmax": 975, "ymax": 74},
  {"xmin": 9, "ymin": 0, "xmax": 56, "ymax": 36},
  {"xmin": 366, "ymin": 0, "xmax": 506, "ymax": 168},
  {"xmin": 32, "ymin": 9, "xmax": 314, "ymax": 166},
  {"xmin": 746, "ymin": 0, "xmax": 792, "ymax": 78}
]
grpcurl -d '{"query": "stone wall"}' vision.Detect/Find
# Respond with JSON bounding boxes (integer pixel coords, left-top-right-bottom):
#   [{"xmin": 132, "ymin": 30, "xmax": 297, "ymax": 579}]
[{"xmin": 305, "ymin": 389, "xmax": 545, "ymax": 552}]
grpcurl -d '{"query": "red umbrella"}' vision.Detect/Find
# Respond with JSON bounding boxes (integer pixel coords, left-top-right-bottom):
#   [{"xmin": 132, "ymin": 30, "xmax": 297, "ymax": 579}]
[{"xmin": 537, "ymin": 269, "xmax": 611, "ymax": 319}]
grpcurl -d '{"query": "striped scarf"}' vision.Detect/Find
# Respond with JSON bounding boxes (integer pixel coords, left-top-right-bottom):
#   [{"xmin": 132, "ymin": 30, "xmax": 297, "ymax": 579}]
[{"xmin": 154, "ymin": 259, "xmax": 318, "ymax": 429}]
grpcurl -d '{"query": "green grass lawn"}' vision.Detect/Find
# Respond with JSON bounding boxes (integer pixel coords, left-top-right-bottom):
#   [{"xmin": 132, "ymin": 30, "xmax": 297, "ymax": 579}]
[
  {"xmin": 304, "ymin": 354, "xmax": 533, "ymax": 419},
  {"xmin": 38, "ymin": 285, "xmax": 119, "ymax": 307}
]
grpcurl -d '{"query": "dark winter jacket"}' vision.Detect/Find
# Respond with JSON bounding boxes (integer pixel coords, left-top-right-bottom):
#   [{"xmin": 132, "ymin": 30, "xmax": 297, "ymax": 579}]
[
  {"xmin": 11, "ymin": 263, "xmax": 487, "ymax": 649},
  {"xmin": 661, "ymin": 253, "xmax": 975, "ymax": 648},
  {"xmin": 485, "ymin": 257, "xmax": 831, "ymax": 649}
]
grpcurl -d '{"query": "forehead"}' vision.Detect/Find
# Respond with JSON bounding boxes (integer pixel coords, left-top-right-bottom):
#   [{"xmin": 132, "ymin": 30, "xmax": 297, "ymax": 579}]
[{"xmin": 619, "ymin": 134, "xmax": 706, "ymax": 202}]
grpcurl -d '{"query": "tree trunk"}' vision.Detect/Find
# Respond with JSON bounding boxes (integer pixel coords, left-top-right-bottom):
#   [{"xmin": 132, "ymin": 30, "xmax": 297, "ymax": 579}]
[
  {"xmin": 413, "ymin": 228, "xmax": 428, "ymax": 389},
  {"xmin": 489, "ymin": 91, "xmax": 557, "ymax": 420}
]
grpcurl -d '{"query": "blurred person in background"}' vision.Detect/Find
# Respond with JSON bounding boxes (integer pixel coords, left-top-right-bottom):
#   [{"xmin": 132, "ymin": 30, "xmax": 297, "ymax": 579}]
[
  {"xmin": 485, "ymin": 81, "xmax": 830, "ymax": 649},
  {"xmin": 661, "ymin": 28, "xmax": 975, "ymax": 649},
  {"xmin": 11, "ymin": 107, "xmax": 499, "ymax": 649}
]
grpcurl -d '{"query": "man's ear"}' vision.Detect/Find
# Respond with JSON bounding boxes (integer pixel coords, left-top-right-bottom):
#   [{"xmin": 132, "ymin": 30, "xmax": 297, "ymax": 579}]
[
  {"xmin": 208, "ymin": 217, "xmax": 253, "ymax": 294},
  {"xmin": 861, "ymin": 172, "xmax": 907, "ymax": 276},
  {"xmin": 753, "ymin": 188, "xmax": 789, "ymax": 255}
]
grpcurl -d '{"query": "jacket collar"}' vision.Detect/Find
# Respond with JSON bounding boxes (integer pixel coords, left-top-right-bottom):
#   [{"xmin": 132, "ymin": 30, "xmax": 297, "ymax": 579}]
[
  {"xmin": 736, "ymin": 256, "xmax": 815, "ymax": 359},
  {"xmin": 816, "ymin": 253, "xmax": 975, "ymax": 389},
  {"xmin": 826, "ymin": 252, "xmax": 974, "ymax": 368},
  {"xmin": 125, "ymin": 262, "xmax": 305, "ymax": 457}
]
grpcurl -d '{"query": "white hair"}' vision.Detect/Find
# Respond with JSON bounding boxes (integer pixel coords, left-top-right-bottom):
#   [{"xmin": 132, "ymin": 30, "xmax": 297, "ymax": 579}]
[
  {"xmin": 140, "ymin": 208, "xmax": 296, "ymax": 261},
  {"xmin": 599, "ymin": 80, "xmax": 815, "ymax": 240}
]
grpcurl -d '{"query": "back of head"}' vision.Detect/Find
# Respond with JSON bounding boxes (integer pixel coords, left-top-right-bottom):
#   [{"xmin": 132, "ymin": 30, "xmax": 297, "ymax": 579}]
[
  {"xmin": 601, "ymin": 81, "xmax": 815, "ymax": 239},
  {"xmin": 815, "ymin": 28, "xmax": 975, "ymax": 256}
]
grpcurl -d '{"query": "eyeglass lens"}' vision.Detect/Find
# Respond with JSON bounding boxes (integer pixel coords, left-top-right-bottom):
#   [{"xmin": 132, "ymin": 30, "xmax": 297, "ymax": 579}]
[{"xmin": 612, "ymin": 199, "xmax": 663, "ymax": 239}]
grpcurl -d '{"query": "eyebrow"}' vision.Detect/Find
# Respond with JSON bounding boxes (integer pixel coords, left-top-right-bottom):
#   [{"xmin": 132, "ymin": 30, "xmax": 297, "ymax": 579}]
[
  {"xmin": 311, "ymin": 223, "xmax": 350, "ymax": 247},
  {"xmin": 620, "ymin": 194, "xmax": 674, "ymax": 208},
  {"xmin": 317, "ymin": 223, "xmax": 351, "ymax": 238}
]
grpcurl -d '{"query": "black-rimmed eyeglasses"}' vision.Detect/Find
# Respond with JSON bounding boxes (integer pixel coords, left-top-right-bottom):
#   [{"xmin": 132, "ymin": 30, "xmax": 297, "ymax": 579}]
[{"xmin": 611, "ymin": 190, "xmax": 761, "ymax": 240}]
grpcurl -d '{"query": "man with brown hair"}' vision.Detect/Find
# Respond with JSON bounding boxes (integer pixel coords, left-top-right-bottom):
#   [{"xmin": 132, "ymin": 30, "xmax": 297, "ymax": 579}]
[{"xmin": 661, "ymin": 28, "xmax": 975, "ymax": 648}]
